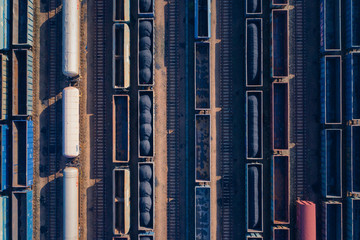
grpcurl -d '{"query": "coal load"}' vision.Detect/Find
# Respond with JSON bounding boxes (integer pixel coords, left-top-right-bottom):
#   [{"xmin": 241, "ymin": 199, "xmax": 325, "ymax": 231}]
[
  {"xmin": 139, "ymin": 164, "xmax": 153, "ymax": 228},
  {"xmin": 140, "ymin": 237, "xmax": 152, "ymax": 240},
  {"xmin": 139, "ymin": 21, "xmax": 153, "ymax": 84},
  {"xmin": 248, "ymin": 95, "xmax": 259, "ymax": 158},
  {"xmin": 140, "ymin": 0, "xmax": 152, "ymax": 13},
  {"xmin": 140, "ymin": 94, "xmax": 152, "ymax": 156}
]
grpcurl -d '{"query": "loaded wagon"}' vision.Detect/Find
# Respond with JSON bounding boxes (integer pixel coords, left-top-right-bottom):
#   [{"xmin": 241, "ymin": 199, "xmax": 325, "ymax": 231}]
[
  {"xmin": 246, "ymin": 163, "xmax": 263, "ymax": 233},
  {"xmin": 195, "ymin": 186, "xmax": 210, "ymax": 240},
  {"xmin": 138, "ymin": 90, "xmax": 154, "ymax": 158},
  {"xmin": 138, "ymin": 0, "xmax": 154, "ymax": 17},
  {"xmin": 138, "ymin": 162, "xmax": 155, "ymax": 231},
  {"xmin": 195, "ymin": 114, "xmax": 211, "ymax": 182},
  {"xmin": 139, "ymin": 233, "xmax": 155, "ymax": 240},
  {"xmin": 138, "ymin": 19, "xmax": 154, "ymax": 86},
  {"xmin": 246, "ymin": 91, "xmax": 263, "ymax": 159},
  {"xmin": 246, "ymin": 0, "xmax": 262, "ymax": 14},
  {"xmin": 246, "ymin": 18, "xmax": 263, "ymax": 87},
  {"xmin": 0, "ymin": 196, "xmax": 9, "ymax": 239},
  {"xmin": 195, "ymin": 42, "xmax": 210, "ymax": 109}
]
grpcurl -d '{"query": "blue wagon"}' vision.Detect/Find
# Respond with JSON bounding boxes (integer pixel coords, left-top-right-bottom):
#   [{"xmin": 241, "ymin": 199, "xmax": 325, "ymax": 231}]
[
  {"xmin": 320, "ymin": 0, "xmax": 341, "ymax": 52},
  {"xmin": 345, "ymin": 52, "xmax": 360, "ymax": 121},
  {"xmin": 0, "ymin": 124, "xmax": 8, "ymax": 191},
  {"xmin": 12, "ymin": 190, "xmax": 33, "ymax": 240},
  {"xmin": 0, "ymin": 0, "xmax": 10, "ymax": 50},
  {"xmin": 195, "ymin": 0, "xmax": 211, "ymax": 39},
  {"xmin": 345, "ymin": 0, "xmax": 360, "ymax": 50},
  {"xmin": 347, "ymin": 126, "xmax": 360, "ymax": 194},
  {"xmin": 346, "ymin": 198, "xmax": 360, "ymax": 240},
  {"xmin": 0, "ymin": 196, "xmax": 9, "ymax": 239}
]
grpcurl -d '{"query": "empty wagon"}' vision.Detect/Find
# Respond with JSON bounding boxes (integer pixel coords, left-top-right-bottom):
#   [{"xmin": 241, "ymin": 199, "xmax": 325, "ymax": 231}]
[
  {"xmin": 113, "ymin": 168, "xmax": 130, "ymax": 235},
  {"xmin": 246, "ymin": 163, "xmax": 263, "ymax": 232},
  {"xmin": 347, "ymin": 126, "xmax": 360, "ymax": 194},
  {"xmin": 320, "ymin": 0, "xmax": 341, "ymax": 52},
  {"xmin": 322, "ymin": 201, "xmax": 342, "ymax": 240},
  {"xmin": 272, "ymin": 82, "xmax": 289, "ymax": 151},
  {"xmin": 345, "ymin": 52, "xmax": 360, "ymax": 121},
  {"xmin": 246, "ymin": 0, "xmax": 262, "ymax": 14},
  {"xmin": 113, "ymin": 95, "xmax": 130, "ymax": 163},
  {"xmin": 0, "ymin": 54, "xmax": 9, "ymax": 120},
  {"xmin": 0, "ymin": 196, "xmax": 9, "ymax": 239},
  {"xmin": 346, "ymin": 0, "xmax": 360, "ymax": 49},
  {"xmin": 113, "ymin": 0, "xmax": 130, "ymax": 22},
  {"xmin": 12, "ymin": 0, "xmax": 33, "ymax": 47},
  {"xmin": 195, "ymin": 186, "xmax": 210, "ymax": 240},
  {"xmin": 346, "ymin": 198, "xmax": 360, "ymax": 240},
  {"xmin": 246, "ymin": 19, "xmax": 263, "ymax": 87},
  {"xmin": 0, "ymin": 124, "xmax": 8, "ymax": 191},
  {"xmin": 195, "ymin": 0, "xmax": 211, "ymax": 39},
  {"xmin": 12, "ymin": 190, "xmax": 33, "ymax": 240},
  {"xmin": 195, "ymin": 42, "xmax": 210, "ymax": 109},
  {"xmin": 113, "ymin": 23, "xmax": 130, "ymax": 89},
  {"xmin": 195, "ymin": 114, "xmax": 211, "ymax": 182},
  {"xmin": 272, "ymin": 226, "xmax": 290, "ymax": 240},
  {"xmin": 246, "ymin": 91, "xmax": 263, "ymax": 159}
]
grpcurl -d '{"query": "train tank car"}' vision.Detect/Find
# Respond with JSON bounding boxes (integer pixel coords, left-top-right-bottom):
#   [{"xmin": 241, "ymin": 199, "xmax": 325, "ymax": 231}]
[
  {"xmin": 62, "ymin": 0, "xmax": 80, "ymax": 77},
  {"xmin": 62, "ymin": 87, "xmax": 80, "ymax": 158},
  {"xmin": 63, "ymin": 167, "xmax": 79, "ymax": 240}
]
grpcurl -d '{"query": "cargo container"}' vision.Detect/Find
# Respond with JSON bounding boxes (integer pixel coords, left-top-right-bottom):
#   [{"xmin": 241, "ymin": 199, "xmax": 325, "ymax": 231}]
[
  {"xmin": 0, "ymin": 0, "xmax": 9, "ymax": 50},
  {"xmin": 346, "ymin": 198, "xmax": 360, "ymax": 240},
  {"xmin": 246, "ymin": 91, "xmax": 263, "ymax": 159},
  {"xmin": 347, "ymin": 126, "xmax": 360, "ymax": 193},
  {"xmin": 195, "ymin": 114, "xmax": 210, "ymax": 182},
  {"xmin": 113, "ymin": 168, "xmax": 130, "ymax": 235},
  {"xmin": 113, "ymin": 95, "xmax": 130, "ymax": 163},
  {"xmin": 12, "ymin": 190, "xmax": 33, "ymax": 240},
  {"xmin": 321, "ymin": 129, "xmax": 342, "ymax": 198},
  {"xmin": 246, "ymin": 19, "xmax": 263, "ymax": 87},
  {"xmin": 113, "ymin": 0, "xmax": 130, "ymax": 22},
  {"xmin": 195, "ymin": 186, "xmax": 210, "ymax": 240},
  {"xmin": 139, "ymin": 233, "xmax": 155, "ymax": 240},
  {"xmin": 320, "ymin": 0, "xmax": 341, "ymax": 52},
  {"xmin": 138, "ymin": 19, "xmax": 154, "ymax": 86},
  {"xmin": 12, "ymin": 0, "xmax": 33, "ymax": 47},
  {"xmin": 12, "ymin": 120, "xmax": 33, "ymax": 188},
  {"xmin": 272, "ymin": 0, "xmax": 288, "ymax": 6},
  {"xmin": 345, "ymin": 52, "xmax": 360, "ymax": 121},
  {"xmin": 195, "ymin": 42, "xmax": 210, "ymax": 109},
  {"xmin": 296, "ymin": 200, "xmax": 316, "ymax": 240},
  {"xmin": 0, "ymin": 54, "xmax": 9, "ymax": 120},
  {"xmin": 345, "ymin": 0, "xmax": 360, "ymax": 49},
  {"xmin": 271, "ymin": 10, "xmax": 289, "ymax": 78},
  {"xmin": 138, "ymin": 90, "xmax": 154, "ymax": 158},
  {"xmin": 246, "ymin": 0, "xmax": 262, "ymax": 14},
  {"xmin": 322, "ymin": 201, "xmax": 342, "ymax": 240},
  {"xmin": 272, "ymin": 156, "xmax": 290, "ymax": 224},
  {"xmin": 272, "ymin": 82, "xmax": 289, "ymax": 151},
  {"xmin": 272, "ymin": 226, "xmax": 290, "ymax": 240},
  {"xmin": 138, "ymin": 162, "xmax": 154, "ymax": 231},
  {"xmin": 12, "ymin": 49, "xmax": 33, "ymax": 116},
  {"xmin": 246, "ymin": 163, "xmax": 263, "ymax": 232},
  {"xmin": 113, "ymin": 23, "xmax": 130, "ymax": 89},
  {"xmin": 0, "ymin": 124, "xmax": 8, "ymax": 191},
  {"xmin": 0, "ymin": 196, "xmax": 9, "ymax": 239},
  {"xmin": 138, "ymin": 0, "xmax": 154, "ymax": 17},
  {"xmin": 246, "ymin": 233, "xmax": 263, "ymax": 239},
  {"xmin": 321, "ymin": 56, "xmax": 342, "ymax": 124},
  {"xmin": 63, "ymin": 167, "xmax": 79, "ymax": 240},
  {"xmin": 195, "ymin": 0, "xmax": 211, "ymax": 39}
]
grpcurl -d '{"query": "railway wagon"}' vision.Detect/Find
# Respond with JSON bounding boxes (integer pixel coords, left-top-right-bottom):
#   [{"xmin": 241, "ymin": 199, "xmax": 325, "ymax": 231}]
[
  {"xmin": 272, "ymin": 156, "xmax": 290, "ymax": 224},
  {"xmin": 346, "ymin": 0, "xmax": 360, "ymax": 49},
  {"xmin": 296, "ymin": 200, "xmax": 316, "ymax": 240},
  {"xmin": 63, "ymin": 167, "xmax": 79, "ymax": 240},
  {"xmin": 12, "ymin": 0, "xmax": 33, "ymax": 47},
  {"xmin": 0, "ymin": 54, "xmax": 9, "ymax": 120},
  {"xmin": 272, "ymin": 226, "xmax": 290, "ymax": 240},
  {"xmin": 272, "ymin": 0, "xmax": 288, "ymax": 6},
  {"xmin": 195, "ymin": 0, "xmax": 211, "ymax": 39},
  {"xmin": 62, "ymin": 87, "xmax": 80, "ymax": 158},
  {"xmin": 0, "ymin": 0, "xmax": 9, "ymax": 50},
  {"xmin": 12, "ymin": 49, "xmax": 33, "ymax": 117},
  {"xmin": 347, "ymin": 125, "xmax": 360, "ymax": 193},
  {"xmin": 246, "ymin": 233, "xmax": 263, "ymax": 239},
  {"xmin": 138, "ymin": 90, "xmax": 154, "ymax": 158},
  {"xmin": 138, "ymin": 0, "xmax": 154, "ymax": 17},
  {"xmin": 0, "ymin": 124, "xmax": 8, "ymax": 191},
  {"xmin": 139, "ymin": 233, "xmax": 155, "ymax": 240},
  {"xmin": 195, "ymin": 114, "xmax": 210, "ymax": 182},
  {"xmin": 271, "ymin": 10, "xmax": 289, "ymax": 78},
  {"xmin": 12, "ymin": 120, "xmax": 33, "ymax": 188},
  {"xmin": 322, "ymin": 201, "xmax": 342, "ymax": 240},
  {"xmin": 113, "ymin": 237, "xmax": 130, "ymax": 240},
  {"xmin": 345, "ymin": 52, "xmax": 360, "ymax": 121},
  {"xmin": 138, "ymin": 162, "xmax": 155, "ymax": 231},
  {"xmin": 113, "ymin": 168, "xmax": 130, "ymax": 235},
  {"xmin": 113, "ymin": 0, "xmax": 130, "ymax": 22},
  {"xmin": 321, "ymin": 129, "xmax": 342, "ymax": 198},
  {"xmin": 12, "ymin": 190, "xmax": 33, "ymax": 240},
  {"xmin": 113, "ymin": 23, "xmax": 130, "ymax": 89},
  {"xmin": 195, "ymin": 186, "xmax": 210, "ymax": 240},
  {"xmin": 246, "ymin": 0, "xmax": 262, "ymax": 14},
  {"xmin": 321, "ymin": 56, "xmax": 342, "ymax": 124},
  {"xmin": 346, "ymin": 198, "xmax": 360, "ymax": 240},
  {"xmin": 320, "ymin": 0, "xmax": 341, "ymax": 52},
  {"xmin": 62, "ymin": 0, "xmax": 80, "ymax": 77},
  {"xmin": 0, "ymin": 196, "xmax": 9, "ymax": 239},
  {"xmin": 272, "ymin": 82, "xmax": 289, "ymax": 151},
  {"xmin": 195, "ymin": 42, "xmax": 210, "ymax": 109},
  {"xmin": 113, "ymin": 95, "xmax": 130, "ymax": 163},
  {"xmin": 246, "ymin": 91, "xmax": 263, "ymax": 159},
  {"xmin": 246, "ymin": 19, "xmax": 263, "ymax": 87},
  {"xmin": 138, "ymin": 19, "xmax": 154, "ymax": 86},
  {"xmin": 246, "ymin": 163, "xmax": 263, "ymax": 233}
]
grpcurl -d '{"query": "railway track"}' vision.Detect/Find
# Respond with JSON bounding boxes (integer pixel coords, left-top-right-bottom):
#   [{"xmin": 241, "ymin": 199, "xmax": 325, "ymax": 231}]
[
  {"xmin": 46, "ymin": 0, "xmax": 60, "ymax": 238},
  {"xmin": 293, "ymin": 0, "xmax": 307, "ymax": 199},
  {"xmin": 219, "ymin": 0, "xmax": 233, "ymax": 239},
  {"xmin": 93, "ymin": 0, "xmax": 106, "ymax": 238},
  {"xmin": 166, "ymin": 0, "xmax": 181, "ymax": 239}
]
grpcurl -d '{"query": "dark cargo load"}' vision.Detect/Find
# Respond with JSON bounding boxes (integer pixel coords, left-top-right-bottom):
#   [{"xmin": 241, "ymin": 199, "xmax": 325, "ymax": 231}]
[
  {"xmin": 195, "ymin": 186, "xmax": 210, "ymax": 240},
  {"xmin": 138, "ymin": 0, "xmax": 154, "ymax": 16},
  {"xmin": 195, "ymin": 114, "xmax": 210, "ymax": 182},
  {"xmin": 195, "ymin": 42, "xmax": 210, "ymax": 109},
  {"xmin": 272, "ymin": 82, "xmax": 289, "ymax": 150},
  {"xmin": 272, "ymin": 10, "xmax": 288, "ymax": 77},
  {"xmin": 138, "ymin": 163, "xmax": 154, "ymax": 230},
  {"xmin": 138, "ymin": 19, "xmax": 154, "ymax": 85},
  {"xmin": 139, "ymin": 91, "xmax": 154, "ymax": 157},
  {"xmin": 246, "ymin": 19, "xmax": 262, "ymax": 86}
]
